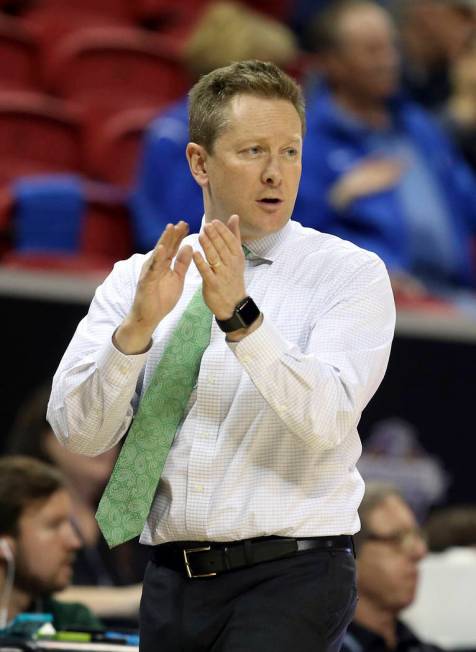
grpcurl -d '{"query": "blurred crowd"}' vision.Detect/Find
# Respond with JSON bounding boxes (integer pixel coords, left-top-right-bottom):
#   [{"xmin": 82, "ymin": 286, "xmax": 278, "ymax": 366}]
[
  {"xmin": 0, "ymin": 0, "xmax": 476, "ymax": 649},
  {"xmin": 0, "ymin": 0, "xmax": 475, "ymax": 316}
]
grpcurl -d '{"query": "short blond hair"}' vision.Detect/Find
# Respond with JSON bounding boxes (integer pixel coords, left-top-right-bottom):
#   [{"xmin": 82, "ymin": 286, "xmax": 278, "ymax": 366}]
[{"xmin": 188, "ymin": 59, "xmax": 306, "ymax": 152}]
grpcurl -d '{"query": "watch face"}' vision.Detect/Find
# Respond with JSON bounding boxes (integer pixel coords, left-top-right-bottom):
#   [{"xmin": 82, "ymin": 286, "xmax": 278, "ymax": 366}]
[
  {"xmin": 237, "ymin": 297, "xmax": 260, "ymax": 327},
  {"xmin": 216, "ymin": 296, "xmax": 260, "ymax": 332}
]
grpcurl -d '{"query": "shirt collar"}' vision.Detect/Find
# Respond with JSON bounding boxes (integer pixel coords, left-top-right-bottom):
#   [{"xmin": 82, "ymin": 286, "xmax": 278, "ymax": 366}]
[
  {"xmin": 347, "ymin": 619, "xmax": 421, "ymax": 650},
  {"xmin": 197, "ymin": 216, "xmax": 292, "ymax": 264},
  {"xmin": 242, "ymin": 220, "xmax": 293, "ymax": 263}
]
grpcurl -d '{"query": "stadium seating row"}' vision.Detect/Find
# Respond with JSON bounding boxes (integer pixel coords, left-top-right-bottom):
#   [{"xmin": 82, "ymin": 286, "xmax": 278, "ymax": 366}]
[{"xmin": 0, "ymin": 91, "xmax": 162, "ymax": 186}]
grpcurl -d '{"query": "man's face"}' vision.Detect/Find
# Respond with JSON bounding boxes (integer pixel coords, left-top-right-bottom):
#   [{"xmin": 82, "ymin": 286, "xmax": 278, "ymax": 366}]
[
  {"xmin": 329, "ymin": 4, "xmax": 400, "ymax": 102},
  {"xmin": 13, "ymin": 489, "xmax": 81, "ymax": 596},
  {"xmin": 357, "ymin": 495, "xmax": 427, "ymax": 614},
  {"xmin": 199, "ymin": 94, "xmax": 302, "ymax": 240}
]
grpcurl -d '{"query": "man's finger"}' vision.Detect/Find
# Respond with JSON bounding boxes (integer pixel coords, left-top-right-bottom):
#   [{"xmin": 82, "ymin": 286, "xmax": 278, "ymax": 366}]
[
  {"xmin": 156, "ymin": 223, "xmax": 174, "ymax": 250},
  {"xmin": 169, "ymin": 221, "xmax": 190, "ymax": 257},
  {"xmin": 193, "ymin": 250, "xmax": 215, "ymax": 282},
  {"xmin": 203, "ymin": 223, "xmax": 231, "ymax": 264},
  {"xmin": 146, "ymin": 243, "xmax": 170, "ymax": 273},
  {"xmin": 213, "ymin": 216, "xmax": 242, "ymax": 253},
  {"xmin": 173, "ymin": 244, "xmax": 193, "ymax": 279},
  {"xmin": 226, "ymin": 214, "xmax": 241, "ymax": 240}
]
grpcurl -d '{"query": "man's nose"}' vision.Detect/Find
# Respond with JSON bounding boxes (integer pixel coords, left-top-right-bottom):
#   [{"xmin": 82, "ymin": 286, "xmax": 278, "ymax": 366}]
[
  {"xmin": 261, "ymin": 156, "xmax": 282, "ymax": 186},
  {"xmin": 409, "ymin": 535, "xmax": 428, "ymax": 562},
  {"xmin": 64, "ymin": 522, "xmax": 82, "ymax": 550}
]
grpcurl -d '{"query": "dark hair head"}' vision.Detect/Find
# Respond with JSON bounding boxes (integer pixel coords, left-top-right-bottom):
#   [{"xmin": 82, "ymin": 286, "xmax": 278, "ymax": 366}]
[
  {"xmin": 188, "ymin": 59, "xmax": 306, "ymax": 152},
  {"xmin": 0, "ymin": 455, "xmax": 66, "ymax": 536}
]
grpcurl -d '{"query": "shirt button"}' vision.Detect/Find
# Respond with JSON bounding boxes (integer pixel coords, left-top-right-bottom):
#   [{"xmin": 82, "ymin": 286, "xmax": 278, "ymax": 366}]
[
  {"xmin": 207, "ymin": 375, "xmax": 216, "ymax": 385},
  {"xmin": 193, "ymin": 483, "xmax": 204, "ymax": 494},
  {"xmin": 242, "ymin": 355, "xmax": 252, "ymax": 364}
]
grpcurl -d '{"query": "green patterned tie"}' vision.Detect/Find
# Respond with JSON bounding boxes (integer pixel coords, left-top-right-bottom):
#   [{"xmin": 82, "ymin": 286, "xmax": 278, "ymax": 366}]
[{"xmin": 96, "ymin": 285, "xmax": 212, "ymax": 548}]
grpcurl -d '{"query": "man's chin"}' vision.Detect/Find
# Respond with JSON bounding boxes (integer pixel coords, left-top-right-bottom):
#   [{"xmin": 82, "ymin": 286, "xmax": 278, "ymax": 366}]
[
  {"xmin": 51, "ymin": 570, "xmax": 74, "ymax": 593},
  {"xmin": 397, "ymin": 589, "xmax": 418, "ymax": 611},
  {"xmin": 243, "ymin": 215, "xmax": 290, "ymax": 240}
]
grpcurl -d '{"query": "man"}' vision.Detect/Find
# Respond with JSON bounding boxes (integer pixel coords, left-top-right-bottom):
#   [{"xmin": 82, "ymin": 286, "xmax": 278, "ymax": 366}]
[
  {"xmin": 295, "ymin": 0, "xmax": 476, "ymax": 296},
  {"xmin": 0, "ymin": 455, "xmax": 102, "ymax": 631},
  {"xmin": 48, "ymin": 60, "xmax": 395, "ymax": 651},
  {"xmin": 341, "ymin": 483, "xmax": 443, "ymax": 651}
]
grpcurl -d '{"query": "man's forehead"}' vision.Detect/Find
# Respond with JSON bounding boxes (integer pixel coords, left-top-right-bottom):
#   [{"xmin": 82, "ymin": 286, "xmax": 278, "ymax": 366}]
[
  {"xmin": 219, "ymin": 94, "xmax": 302, "ymax": 139},
  {"xmin": 20, "ymin": 489, "xmax": 70, "ymax": 522},
  {"xmin": 369, "ymin": 495, "xmax": 416, "ymax": 531},
  {"xmin": 337, "ymin": 4, "xmax": 394, "ymax": 43}
]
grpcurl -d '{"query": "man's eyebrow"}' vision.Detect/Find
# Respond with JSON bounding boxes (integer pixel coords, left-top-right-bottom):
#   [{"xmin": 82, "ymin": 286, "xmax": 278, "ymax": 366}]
[{"xmin": 235, "ymin": 135, "xmax": 302, "ymax": 145}]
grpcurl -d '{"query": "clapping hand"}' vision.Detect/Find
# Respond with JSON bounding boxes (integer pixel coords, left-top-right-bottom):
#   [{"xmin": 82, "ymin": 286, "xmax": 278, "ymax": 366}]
[
  {"xmin": 193, "ymin": 215, "xmax": 247, "ymax": 320},
  {"xmin": 115, "ymin": 221, "xmax": 193, "ymax": 354}
]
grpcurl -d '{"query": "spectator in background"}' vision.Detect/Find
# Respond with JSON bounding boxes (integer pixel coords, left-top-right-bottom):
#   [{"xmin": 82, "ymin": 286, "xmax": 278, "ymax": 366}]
[
  {"xmin": 130, "ymin": 0, "xmax": 299, "ymax": 253},
  {"xmin": 396, "ymin": 0, "xmax": 476, "ymax": 112},
  {"xmin": 401, "ymin": 506, "xmax": 476, "ymax": 650},
  {"xmin": 4, "ymin": 385, "xmax": 145, "ymax": 625},
  {"xmin": 341, "ymin": 482, "xmax": 443, "ymax": 652},
  {"xmin": 295, "ymin": 0, "xmax": 476, "ymax": 301},
  {"xmin": 0, "ymin": 455, "xmax": 102, "ymax": 631}
]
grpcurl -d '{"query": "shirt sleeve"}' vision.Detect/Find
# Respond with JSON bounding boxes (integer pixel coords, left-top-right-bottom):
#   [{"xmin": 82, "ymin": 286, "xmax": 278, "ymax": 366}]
[
  {"xmin": 47, "ymin": 256, "xmax": 148, "ymax": 456},
  {"xmin": 229, "ymin": 254, "xmax": 396, "ymax": 452}
]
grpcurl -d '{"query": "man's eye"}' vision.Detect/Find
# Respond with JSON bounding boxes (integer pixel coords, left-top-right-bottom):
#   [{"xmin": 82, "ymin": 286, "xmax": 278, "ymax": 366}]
[{"xmin": 285, "ymin": 148, "xmax": 298, "ymax": 157}]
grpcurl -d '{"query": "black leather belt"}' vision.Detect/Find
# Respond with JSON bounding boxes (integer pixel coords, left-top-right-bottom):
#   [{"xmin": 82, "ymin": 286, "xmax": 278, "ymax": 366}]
[{"xmin": 151, "ymin": 535, "xmax": 354, "ymax": 578}]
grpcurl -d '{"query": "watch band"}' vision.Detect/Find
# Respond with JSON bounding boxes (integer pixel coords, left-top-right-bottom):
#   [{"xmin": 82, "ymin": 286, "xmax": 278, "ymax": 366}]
[{"xmin": 215, "ymin": 296, "xmax": 260, "ymax": 333}]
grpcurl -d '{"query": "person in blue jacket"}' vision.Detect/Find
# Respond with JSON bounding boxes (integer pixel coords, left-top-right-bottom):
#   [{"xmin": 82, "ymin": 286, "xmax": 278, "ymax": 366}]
[
  {"xmin": 129, "ymin": 98, "xmax": 203, "ymax": 253},
  {"xmin": 294, "ymin": 0, "xmax": 476, "ymax": 294}
]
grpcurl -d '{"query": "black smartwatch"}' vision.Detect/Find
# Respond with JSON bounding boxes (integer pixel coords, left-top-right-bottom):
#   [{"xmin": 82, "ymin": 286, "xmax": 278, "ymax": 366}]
[{"xmin": 215, "ymin": 296, "xmax": 261, "ymax": 333}]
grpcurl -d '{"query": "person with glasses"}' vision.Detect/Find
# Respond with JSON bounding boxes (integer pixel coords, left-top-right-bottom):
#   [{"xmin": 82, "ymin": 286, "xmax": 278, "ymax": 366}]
[{"xmin": 341, "ymin": 482, "xmax": 444, "ymax": 652}]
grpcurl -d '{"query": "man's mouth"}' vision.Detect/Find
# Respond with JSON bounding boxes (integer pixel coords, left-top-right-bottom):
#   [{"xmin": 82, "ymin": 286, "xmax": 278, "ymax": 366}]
[{"xmin": 257, "ymin": 198, "xmax": 283, "ymax": 205}]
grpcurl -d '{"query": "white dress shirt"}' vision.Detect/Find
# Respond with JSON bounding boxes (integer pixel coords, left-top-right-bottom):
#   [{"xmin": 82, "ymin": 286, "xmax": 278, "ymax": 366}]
[{"xmin": 48, "ymin": 220, "xmax": 395, "ymax": 545}]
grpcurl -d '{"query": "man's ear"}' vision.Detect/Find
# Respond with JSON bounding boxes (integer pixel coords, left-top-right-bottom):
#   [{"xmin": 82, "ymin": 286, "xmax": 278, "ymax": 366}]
[{"xmin": 186, "ymin": 142, "xmax": 209, "ymax": 188}]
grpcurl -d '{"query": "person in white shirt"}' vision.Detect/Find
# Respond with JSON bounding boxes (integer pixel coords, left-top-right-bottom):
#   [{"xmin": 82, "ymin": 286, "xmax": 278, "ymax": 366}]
[{"xmin": 48, "ymin": 60, "xmax": 396, "ymax": 651}]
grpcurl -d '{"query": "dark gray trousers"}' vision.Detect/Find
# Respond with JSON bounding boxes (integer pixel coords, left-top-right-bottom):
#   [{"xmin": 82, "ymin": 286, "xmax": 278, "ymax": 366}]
[{"xmin": 139, "ymin": 547, "xmax": 357, "ymax": 652}]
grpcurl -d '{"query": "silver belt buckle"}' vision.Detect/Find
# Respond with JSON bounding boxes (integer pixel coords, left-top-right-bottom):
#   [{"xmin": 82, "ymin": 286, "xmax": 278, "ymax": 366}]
[{"xmin": 183, "ymin": 545, "xmax": 217, "ymax": 578}]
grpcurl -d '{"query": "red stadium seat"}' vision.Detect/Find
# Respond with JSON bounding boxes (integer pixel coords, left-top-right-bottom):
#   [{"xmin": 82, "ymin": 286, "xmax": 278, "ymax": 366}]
[
  {"xmin": 26, "ymin": 0, "xmax": 131, "ymax": 19},
  {"xmin": 0, "ymin": 14, "xmax": 40, "ymax": 91},
  {"xmin": 22, "ymin": 7, "xmax": 130, "ymax": 73},
  {"xmin": 84, "ymin": 106, "xmax": 161, "ymax": 187},
  {"xmin": 0, "ymin": 91, "xmax": 83, "ymax": 184},
  {"xmin": 81, "ymin": 193, "xmax": 133, "ymax": 262},
  {"xmin": 44, "ymin": 27, "xmax": 191, "ymax": 116}
]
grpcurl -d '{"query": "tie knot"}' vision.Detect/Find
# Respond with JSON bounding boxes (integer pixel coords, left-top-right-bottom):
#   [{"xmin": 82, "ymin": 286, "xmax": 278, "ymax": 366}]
[{"xmin": 242, "ymin": 244, "xmax": 252, "ymax": 259}]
